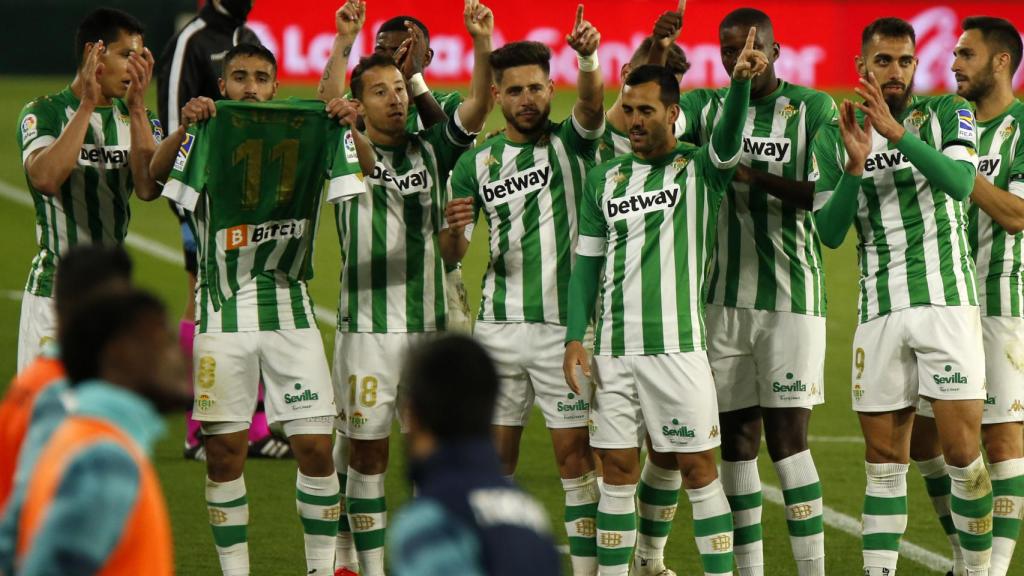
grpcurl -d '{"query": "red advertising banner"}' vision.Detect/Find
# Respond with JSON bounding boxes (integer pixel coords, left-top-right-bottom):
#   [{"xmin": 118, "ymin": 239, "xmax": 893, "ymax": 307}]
[{"xmin": 244, "ymin": 0, "xmax": 1024, "ymax": 90}]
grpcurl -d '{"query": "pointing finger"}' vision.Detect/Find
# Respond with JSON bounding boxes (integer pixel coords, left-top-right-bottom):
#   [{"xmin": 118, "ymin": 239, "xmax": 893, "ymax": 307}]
[
  {"xmin": 745, "ymin": 27, "xmax": 757, "ymax": 51},
  {"xmin": 678, "ymin": 0, "xmax": 686, "ymax": 15},
  {"xmin": 574, "ymin": 4, "xmax": 584, "ymax": 32}
]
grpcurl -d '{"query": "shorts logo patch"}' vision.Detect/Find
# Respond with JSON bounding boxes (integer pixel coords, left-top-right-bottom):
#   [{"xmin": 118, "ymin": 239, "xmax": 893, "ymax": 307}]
[
  {"xmin": 772, "ymin": 372, "xmax": 809, "ymax": 401},
  {"xmin": 708, "ymin": 425, "xmax": 719, "ymax": 439},
  {"xmin": 197, "ymin": 355, "xmax": 216, "ymax": 389},
  {"xmin": 174, "ymin": 132, "xmax": 195, "ymax": 172},
  {"xmin": 556, "ymin": 392, "xmax": 590, "ymax": 420},
  {"xmin": 350, "ymin": 410, "xmax": 368, "ymax": 428},
  {"xmin": 662, "ymin": 418, "xmax": 696, "ymax": 441},
  {"xmin": 932, "ymin": 364, "xmax": 967, "ymax": 392},
  {"xmin": 284, "ymin": 382, "xmax": 319, "ymax": 405},
  {"xmin": 985, "ymin": 394, "xmax": 996, "ymax": 406},
  {"xmin": 196, "ymin": 393, "xmax": 214, "ymax": 413},
  {"xmin": 21, "ymin": 113, "xmax": 37, "ymax": 142},
  {"xmin": 853, "ymin": 384, "xmax": 865, "ymax": 401},
  {"xmin": 1010, "ymin": 399, "xmax": 1024, "ymax": 413}
]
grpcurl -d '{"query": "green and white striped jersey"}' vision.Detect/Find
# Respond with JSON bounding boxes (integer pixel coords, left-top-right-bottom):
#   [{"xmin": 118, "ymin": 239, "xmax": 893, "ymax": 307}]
[
  {"xmin": 811, "ymin": 94, "xmax": 979, "ymax": 323},
  {"xmin": 164, "ymin": 99, "xmax": 364, "ymax": 333},
  {"xmin": 16, "ymin": 87, "xmax": 163, "ymax": 297},
  {"xmin": 449, "ymin": 117, "xmax": 602, "ymax": 324},
  {"xmin": 409, "ymin": 90, "xmax": 463, "ymax": 133},
  {"xmin": 969, "ymin": 99, "xmax": 1024, "ymax": 317},
  {"xmin": 680, "ymin": 82, "xmax": 836, "ymax": 316},
  {"xmin": 578, "ymin": 141, "xmax": 739, "ymax": 356},
  {"xmin": 336, "ymin": 115, "xmax": 475, "ymax": 333},
  {"xmin": 594, "ymin": 97, "xmax": 691, "ymax": 163}
]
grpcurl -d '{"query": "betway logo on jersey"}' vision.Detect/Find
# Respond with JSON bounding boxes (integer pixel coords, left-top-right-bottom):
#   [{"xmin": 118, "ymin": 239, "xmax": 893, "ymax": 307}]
[
  {"xmin": 743, "ymin": 136, "xmax": 791, "ymax": 163},
  {"xmin": 367, "ymin": 164, "xmax": 431, "ymax": 195},
  {"xmin": 863, "ymin": 150, "xmax": 911, "ymax": 173},
  {"xmin": 481, "ymin": 165, "xmax": 550, "ymax": 205},
  {"xmin": 222, "ymin": 219, "xmax": 306, "ymax": 250},
  {"xmin": 78, "ymin": 145, "xmax": 130, "ymax": 168},
  {"xmin": 606, "ymin": 186, "xmax": 679, "ymax": 221},
  {"xmin": 978, "ymin": 155, "xmax": 1001, "ymax": 180}
]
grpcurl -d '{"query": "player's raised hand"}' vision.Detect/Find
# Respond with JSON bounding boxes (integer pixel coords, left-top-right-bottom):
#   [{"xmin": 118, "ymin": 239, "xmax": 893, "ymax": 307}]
[
  {"xmin": 464, "ymin": 0, "xmax": 494, "ymax": 39},
  {"xmin": 445, "ymin": 197, "xmax": 475, "ymax": 237},
  {"xmin": 652, "ymin": 0, "xmax": 685, "ymax": 48},
  {"xmin": 853, "ymin": 72, "xmax": 905, "ymax": 143},
  {"xmin": 395, "ymin": 20, "xmax": 429, "ymax": 78},
  {"xmin": 566, "ymin": 4, "xmax": 600, "ymax": 56},
  {"xmin": 81, "ymin": 40, "xmax": 105, "ymax": 107},
  {"xmin": 838, "ymin": 100, "xmax": 872, "ymax": 176},
  {"xmin": 326, "ymin": 97, "xmax": 359, "ymax": 126},
  {"xmin": 334, "ymin": 0, "xmax": 366, "ymax": 39},
  {"xmin": 180, "ymin": 97, "xmax": 217, "ymax": 129},
  {"xmin": 126, "ymin": 46, "xmax": 154, "ymax": 110},
  {"xmin": 563, "ymin": 341, "xmax": 591, "ymax": 395},
  {"xmin": 731, "ymin": 27, "xmax": 768, "ymax": 81}
]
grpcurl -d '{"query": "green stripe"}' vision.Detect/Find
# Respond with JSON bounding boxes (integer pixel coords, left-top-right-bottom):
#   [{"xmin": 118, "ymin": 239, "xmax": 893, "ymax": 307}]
[
  {"xmin": 296, "ymin": 489, "xmax": 340, "ymax": 506},
  {"xmin": 597, "ymin": 545, "xmax": 633, "ymax": 566},
  {"xmin": 993, "ymin": 516, "xmax": 1022, "ymax": 539},
  {"xmin": 640, "ymin": 169, "xmax": 665, "ymax": 352},
  {"xmin": 568, "ymin": 535, "xmax": 597, "ymax": 557},
  {"xmin": 992, "ymin": 476, "xmax": 1024, "ymax": 495},
  {"xmin": 939, "ymin": 514, "xmax": 957, "ymax": 536},
  {"xmin": 863, "ymin": 495, "xmax": 907, "ymax": 515},
  {"xmin": 403, "ymin": 189, "xmax": 426, "ymax": 331},
  {"xmin": 726, "ymin": 491, "xmax": 763, "ymax": 511},
  {"xmin": 700, "ymin": 552, "xmax": 734, "ymax": 575},
  {"xmin": 597, "ymin": 511, "xmax": 635, "ymax": 531},
  {"xmin": 863, "ymin": 532, "xmax": 902, "ymax": 551},
  {"xmin": 348, "ymin": 496, "xmax": 387, "ymax": 514},
  {"xmin": 787, "ymin": 516, "xmax": 824, "ymax": 537},
  {"xmin": 733, "ymin": 523, "xmax": 763, "ymax": 546},
  {"xmin": 301, "ymin": 516, "xmax": 339, "ymax": 536},
  {"xmin": 782, "ymin": 483, "xmax": 822, "ymax": 505},
  {"xmin": 958, "ymin": 529, "xmax": 992, "ymax": 552},
  {"xmin": 565, "ymin": 502, "xmax": 598, "ymax": 521},
  {"xmin": 370, "ymin": 184, "xmax": 389, "ymax": 332},
  {"xmin": 211, "ymin": 524, "xmax": 248, "ymax": 548},
  {"xmin": 353, "ymin": 528, "xmax": 386, "ymax": 549},
  {"xmin": 638, "ymin": 518, "xmax": 672, "ymax": 537},
  {"xmin": 952, "ymin": 493, "xmax": 993, "ymax": 518},
  {"xmin": 693, "ymin": 512, "xmax": 733, "ymax": 537},
  {"xmin": 923, "ymin": 475, "xmax": 951, "ymax": 498},
  {"xmin": 638, "ymin": 482, "xmax": 680, "ymax": 507},
  {"xmin": 208, "ymin": 495, "xmax": 248, "ymax": 508}
]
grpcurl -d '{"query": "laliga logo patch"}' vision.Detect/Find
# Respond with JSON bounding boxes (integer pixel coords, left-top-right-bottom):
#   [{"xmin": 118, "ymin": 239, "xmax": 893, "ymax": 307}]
[
  {"xmin": 21, "ymin": 114, "xmax": 37, "ymax": 142},
  {"xmin": 174, "ymin": 132, "xmax": 195, "ymax": 172},
  {"xmin": 151, "ymin": 118, "xmax": 164, "ymax": 142},
  {"xmin": 957, "ymin": 108, "xmax": 976, "ymax": 143},
  {"xmin": 343, "ymin": 129, "xmax": 358, "ymax": 164}
]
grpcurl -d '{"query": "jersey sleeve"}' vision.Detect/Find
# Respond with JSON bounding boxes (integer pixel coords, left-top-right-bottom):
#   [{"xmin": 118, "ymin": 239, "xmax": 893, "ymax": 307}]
[
  {"xmin": 936, "ymin": 95, "xmax": 979, "ymax": 164},
  {"xmin": 556, "ymin": 113, "xmax": 604, "ymax": 161},
  {"xmin": 1009, "ymin": 131, "xmax": 1024, "ymax": 199},
  {"xmin": 577, "ymin": 165, "xmax": 609, "ymax": 256},
  {"xmin": 17, "ymin": 443, "xmax": 140, "ymax": 576},
  {"xmin": 326, "ymin": 126, "xmax": 366, "ymax": 203},
  {"xmin": 676, "ymin": 89, "xmax": 713, "ymax": 146},
  {"xmin": 810, "ymin": 123, "xmax": 845, "ymax": 212},
  {"xmin": 162, "ymin": 123, "xmax": 207, "ymax": 212},
  {"xmin": 18, "ymin": 99, "xmax": 62, "ymax": 166},
  {"xmin": 447, "ymin": 151, "xmax": 482, "ymax": 239},
  {"xmin": 388, "ymin": 499, "xmax": 486, "ymax": 576},
  {"xmin": 439, "ymin": 91, "xmax": 464, "ymax": 119},
  {"xmin": 423, "ymin": 113, "xmax": 476, "ymax": 182},
  {"xmin": 803, "ymin": 92, "xmax": 838, "ymax": 174}
]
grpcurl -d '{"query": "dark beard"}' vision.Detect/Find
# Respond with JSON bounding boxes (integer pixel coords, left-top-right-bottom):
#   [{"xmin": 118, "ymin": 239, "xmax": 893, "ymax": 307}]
[
  {"xmin": 502, "ymin": 104, "xmax": 551, "ymax": 138},
  {"xmin": 883, "ymin": 79, "xmax": 914, "ymax": 118},
  {"xmin": 959, "ymin": 67, "xmax": 996, "ymax": 103}
]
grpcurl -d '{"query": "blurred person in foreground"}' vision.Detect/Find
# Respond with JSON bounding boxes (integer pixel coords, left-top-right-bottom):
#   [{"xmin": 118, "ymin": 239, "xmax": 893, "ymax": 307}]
[
  {"xmin": 10, "ymin": 289, "xmax": 189, "ymax": 575},
  {"xmin": 388, "ymin": 335, "xmax": 561, "ymax": 576}
]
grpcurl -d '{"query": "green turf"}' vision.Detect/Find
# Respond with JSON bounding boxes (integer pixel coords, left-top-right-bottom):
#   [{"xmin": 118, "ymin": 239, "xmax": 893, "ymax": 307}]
[{"xmin": 0, "ymin": 77, "xmax": 1012, "ymax": 575}]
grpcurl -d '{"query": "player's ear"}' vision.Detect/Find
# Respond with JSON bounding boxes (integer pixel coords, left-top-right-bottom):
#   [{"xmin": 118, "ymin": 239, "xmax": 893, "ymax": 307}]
[
  {"xmin": 218, "ymin": 78, "xmax": 227, "ymax": 98},
  {"xmin": 854, "ymin": 55, "xmax": 867, "ymax": 79},
  {"xmin": 620, "ymin": 63, "xmax": 632, "ymax": 84},
  {"xmin": 772, "ymin": 42, "xmax": 781, "ymax": 62},
  {"xmin": 424, "ymin": 47, "xmax": 434, "ymax": 67},
  {"xmin": 667, "ymin": 103, "xmax": 680, "ymax": 127}
]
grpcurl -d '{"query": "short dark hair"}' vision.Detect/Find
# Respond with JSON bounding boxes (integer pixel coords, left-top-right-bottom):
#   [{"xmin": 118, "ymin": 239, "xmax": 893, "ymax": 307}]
[
  {"xmin": 350, "ymin": 53, "xmax": 402, "ymax": 99},
  {"xmin": 963, "ymin": 16, "xmax": 1023, "ymax": 75},
  {"xmin": 378, "ymin": 16, "xmax": 430, "ymax": 44},
  {"xmin": 862, "ymin": 17, "xmax": 916, "ymax": 49},
  {"xmin": 625, "ymin": 64, "xmax": 680, "ymax": 106},
  {"xmin": 631, "ymin": 38, "xmax": 691, "ymax": 78},
  {"xmin": 223, "ymin": 43, "xmax": 278, "ymax": 76},
  {"xmin": 61, "ymin": 290, "xmax": 165, "ymax": 386},
  {"xmin": 488, "ymin": 41, "xmax": 551, "ymax": 83},
  {"xmin": 75, "ymin": 8, "xmax": 144, "ymax": 64},
  {"xmin": 404, "ymin": 335, "xmax": 499, "ymax": 440},
  {"xmin": 54, "ymin": 245, "xmax": 133, "ymax": 325},
  {"xmin": 719, "ymin": 7, "xmax": 773, "ymax": 33}
]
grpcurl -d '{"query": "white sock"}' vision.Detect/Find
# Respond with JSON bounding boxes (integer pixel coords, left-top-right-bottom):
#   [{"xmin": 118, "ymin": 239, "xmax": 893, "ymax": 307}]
[
  {"xmin": 687, "ymin": 479, "xmax": 734, "ymax": 576},
  {"xmin": 206, "ymin": 475, "xmax": 250, "ymax": 576},
  {"xmin": 634, "ymin": 457, "xmax": 681, "ymax": 571},
  {"xmin": 721, "ymin": 458, "xmax": 763, "ymax": 575},
  {"xmin": 774, "ymin": 450, "xmax": 825, "ymax": 576},
  {"xmin": 332, "ymin": 431, "xmax": 358, "ymax": 570},
  {"xmin": 915, "ymin": 455, "xmax": 964, "ymax": 573},
  {"xmin": 596, "ymin": 482, "xmax": 637, "ymax": 576},
  {"xmin": 863, "ymin": 462, "xmax": 909, "ymax": 574},
  {"xmin": 563, "ymin": 472, "xmax": 599, "ymax": 576},
  {"xmin": 947, "ymin": 456, "xmax": 993, "ymax": 573},
  {"xmin": 296, "ymin": 471, "xmax": 340, "ymax": 574},
  {"xmin": 990, "ymin": 457, "xmax": 1024, "ymax": 576},
  {"xmin": 347, "ymin": 467, "xmax": 387, "ymax": 576}
]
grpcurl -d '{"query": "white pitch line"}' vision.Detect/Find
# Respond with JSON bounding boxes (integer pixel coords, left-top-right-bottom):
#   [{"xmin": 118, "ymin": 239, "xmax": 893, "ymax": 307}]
[
  {"xmin": 0, "ymin": 179, "xmax": 950, "ymax": 572},
  {"xmin": 0, "ymin": 179, "xmax": 336, "ymax": 325}
]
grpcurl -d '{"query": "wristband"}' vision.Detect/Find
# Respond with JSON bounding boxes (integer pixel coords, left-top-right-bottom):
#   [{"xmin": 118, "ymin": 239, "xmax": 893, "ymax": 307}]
[
  {"xmin": 409, "ymin": 73, "xmax": 430, "ymax": 97},
  {"xmin": 577, "ymin": 52, "xmax": 599, "ymax": 72}
]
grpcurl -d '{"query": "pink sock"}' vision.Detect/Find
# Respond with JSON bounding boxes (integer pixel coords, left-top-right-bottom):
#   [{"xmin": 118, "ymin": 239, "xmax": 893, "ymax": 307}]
[
  {"xmin": 180, "ymin": 320, "xmax": 201, "ymax": 447},
  {"xmin": 248, "ymin": 382, "xmax": 271, "ymax": 442}
]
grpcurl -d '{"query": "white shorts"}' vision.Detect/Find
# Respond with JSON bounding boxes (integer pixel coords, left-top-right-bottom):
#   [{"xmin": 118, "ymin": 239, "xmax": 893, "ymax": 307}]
[
  {"xmin": 192, "ymin": 328, "xmax": 336, "ymax": 428},
  {"xmin": 917, "ymin": 315, "xmax": 1024, "ymax": 423},
  {"xmin": 706, "ymin": 305, "xmax": 826, "ymax": 411},
  {"xmin": 852, "ymin": 306, "xmax": 986, "ymax": 413},
  {"xmin": 475, "ymin": 322, "xmax": 593, "ymax": 429},
  {"xmin": 332, "ymin": 331, "xmax": 433, "ymax": 440},
  {"xmin": 445, "ymin": 267, "xmax": 472, "ymax": 334},
  {"xmin": 17, "ymin": 292, "xmax": 56, "ymax": 372},
  {"xmin": 590, "ymin": 351, "xmax": 721, "ymax": 454}
]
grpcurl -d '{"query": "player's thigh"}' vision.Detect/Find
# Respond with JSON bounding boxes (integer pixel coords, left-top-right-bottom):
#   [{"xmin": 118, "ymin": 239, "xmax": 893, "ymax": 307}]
[
  {"xmin": 17, "ymin": 293, "xmax": 56, "ymax": 372},
  {"xmin": 258, "ymin": 328, "xmax": 336, "ymax": 433},
  {"xmin": 333, "ymin": 331, "xmax": 413, "ymax": 440},
  {"xmin": 444, "ymin": 267, "xmax": 472, "ymax": 334},
  {"xmin": 754, "ymin": 311, "xmax": 826, "ymax": 409},
  {"xmin": 706, "ymin": 305, "xmax": 758, "ymax": 413},
  {"xmin": 911, "ymin": 306, "xmax": 986, "ymax": 403},
  {"xmin": 980, "ymin": 315, "xmax": 1024, "ymax": 424},
  {"xmin": 474, "ymin": 322, "xmax": 533, "ymax": 427},
  {"xmin": 851, "ymin": 311, "xmax": 916, "ymax": 412},
  {"xmin": 524, "ymin": 323, "xmax": 592, "ymax": 430},
  {"xmin": 636, "ymin": 352, "xmax": 722, "ymax": 454},
  {"xmin": 589, "ymin": 355, "xmax": 643, "ymax": 451},
  {"xmin": 192, "ymin": 331, "xmax": 261, "ymax": 425}
]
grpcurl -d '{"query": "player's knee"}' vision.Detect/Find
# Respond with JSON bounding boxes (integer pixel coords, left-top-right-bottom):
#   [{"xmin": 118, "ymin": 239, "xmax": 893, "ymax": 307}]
[
  {"xmin": 552, "ymin": 428, "xmax": 593, "ymax": 477},
  {"xmin": 677, "ymin": 451, "xmax": 718, "ymax": 489},
  {"xmin": 982, "ymin": 424, "xmax": 1024, "ymax": 463},
  {"xmin": 291, "ymin": 435, "xmax": 335, "ymax": 476},
  {"xmin": 719, "ymin": 407, "xmax": 762, "ymax": 461},
  {"xmin": 348, "ymin": 438, "xmax": 389, "ymax": 474},
  {"xmin": 204, "ymin": 435, "xmax": 248, "ymax": 481},
  {"xmin": 596, "ymin": 449, "xmax": 639, "ymax": 485}
]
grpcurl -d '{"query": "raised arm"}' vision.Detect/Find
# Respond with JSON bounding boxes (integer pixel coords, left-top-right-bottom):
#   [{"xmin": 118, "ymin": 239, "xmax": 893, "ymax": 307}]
[
  {"xmin": 566, "ymin": 5, "xmax": 604, "ymax": 132},
  {"xmin": 326, "ymin": 97, "xmax": 377, "ymax": 175},
  {"xmin": 318, "ymin": 0, "xmax": 365, "ymax": 102},
  {"xmin": 150, "ymin": 97, "xmax": 217, "ymax": 183},
  {"xmin": 708, "ymin": 28, "xmax": 763, "ymax": 168},
  {"xmin": 814, "ymin": 101, "xmax": 869, "ymax": 249},
  {"xmin": 124, "ymin": 47, "xmax": 160, "ymax": 201},
  {"xmin": 646, "ymin": 0, "xmax": 685, "ymax": 66},
  {"xmin": 394, "ymin": 20, "xmax": 450, "ymax": 130},
  {"xmin": 454, "ymin": 0, "xmax": 494, "ymax": 134}
]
